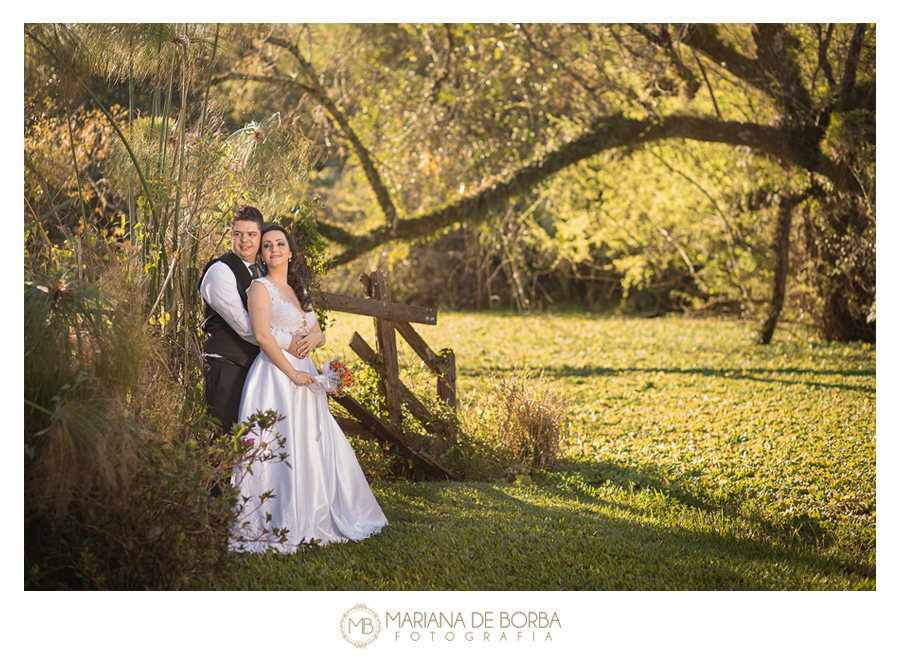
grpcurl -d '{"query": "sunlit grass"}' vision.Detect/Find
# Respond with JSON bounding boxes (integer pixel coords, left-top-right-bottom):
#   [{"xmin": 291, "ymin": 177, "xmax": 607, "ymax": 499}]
[{"xmin": 209, "ymin": 311, "xmax": 875, "ymax": 590}]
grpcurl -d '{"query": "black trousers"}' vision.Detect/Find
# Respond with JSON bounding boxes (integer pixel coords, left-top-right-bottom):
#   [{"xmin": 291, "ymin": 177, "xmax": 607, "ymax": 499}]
[{"xmin": 204, "ymin": 357, "xmax": 250, "ymax": 435}]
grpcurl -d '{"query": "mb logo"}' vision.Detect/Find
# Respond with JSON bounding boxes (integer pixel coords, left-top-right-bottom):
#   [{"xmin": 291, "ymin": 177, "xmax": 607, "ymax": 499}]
[{"xmin": 340, "ymin": 604, "xmax": 381, "ymax": 648}]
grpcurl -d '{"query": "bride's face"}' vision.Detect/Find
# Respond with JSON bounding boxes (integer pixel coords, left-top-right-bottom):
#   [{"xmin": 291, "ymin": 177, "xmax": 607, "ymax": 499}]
[{"xmin": 260, "ymin": 230, "xmax": 292, "ymax": 269}]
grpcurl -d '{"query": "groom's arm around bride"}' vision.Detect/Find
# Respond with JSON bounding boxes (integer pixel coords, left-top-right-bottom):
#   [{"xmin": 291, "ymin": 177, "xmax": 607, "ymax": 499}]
[{"xmin": 199, "ymin": 205, "xmax": 304, "ymax": 435}]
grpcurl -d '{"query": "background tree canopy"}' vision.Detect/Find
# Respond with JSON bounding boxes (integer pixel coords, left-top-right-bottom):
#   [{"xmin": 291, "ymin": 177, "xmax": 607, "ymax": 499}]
[
  {"xmin": 22, "ymin": 22, "xmax": 877, "ymax": 595},
  {"xmin": 24, "ymin": 23, "xmax": 875, "ymax": 343}
]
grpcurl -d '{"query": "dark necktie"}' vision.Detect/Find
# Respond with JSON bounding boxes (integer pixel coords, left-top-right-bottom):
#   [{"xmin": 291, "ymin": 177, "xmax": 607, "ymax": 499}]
[{"xmin": 249, "ymin": 263, "xmax": 260, "ymax": 278}]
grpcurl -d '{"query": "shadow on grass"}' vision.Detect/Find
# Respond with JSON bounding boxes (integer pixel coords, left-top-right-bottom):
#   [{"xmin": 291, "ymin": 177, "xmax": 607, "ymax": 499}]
[
  {"xmin": 550, "ymin": 455, "xmax": 875, "ymax": 578},
  {"xmin": 388, "ymin": 481, "xmax": 873, "ymax": 588},
  {"xmin": 463, "ymin": 364, "xmax": 875, "ymax": 393},
  {"xmin": 214, "ymin": 479, "xmax": 874, "ymax": 591}
]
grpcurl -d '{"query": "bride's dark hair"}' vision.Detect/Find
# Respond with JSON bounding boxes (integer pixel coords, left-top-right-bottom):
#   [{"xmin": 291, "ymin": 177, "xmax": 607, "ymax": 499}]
[{"xmin": 260, "ymin": 224, "xmax": 315, "ymax": 312}]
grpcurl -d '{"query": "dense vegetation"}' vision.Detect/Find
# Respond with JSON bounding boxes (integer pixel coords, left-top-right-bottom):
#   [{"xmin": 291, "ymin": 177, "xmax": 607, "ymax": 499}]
[
  {"xmin": 25, "ymin": 23, "xmax": 875, "ymax": 341},
  {"xmin": 23, "ymin": 23, "xmax": 875, "ymax": 591}
]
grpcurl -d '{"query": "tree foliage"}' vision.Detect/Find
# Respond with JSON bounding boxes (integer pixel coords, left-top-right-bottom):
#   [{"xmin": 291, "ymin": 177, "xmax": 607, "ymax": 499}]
[
  {"xmin": 25, "ymin": 23, "xmax": 875, "ymax": 342},
  {"xmin": 205, "ymin": 22, "xmax": 874, "ymax": 341},
  {"xmin": 21, "ymin": 22, "xmax": 876, "ymax": 588}
]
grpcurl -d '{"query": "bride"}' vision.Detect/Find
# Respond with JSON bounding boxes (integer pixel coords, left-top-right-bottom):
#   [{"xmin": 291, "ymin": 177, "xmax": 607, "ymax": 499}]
[{"xmin": 229, "ymin": 224, "xmax": 388, "ymax": 552}]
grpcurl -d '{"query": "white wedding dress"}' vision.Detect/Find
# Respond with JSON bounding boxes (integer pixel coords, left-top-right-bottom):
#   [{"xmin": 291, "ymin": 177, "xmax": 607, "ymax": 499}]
[{"xmin": 229, "ymin": 277, "xmax": 388, "ymax": 553}]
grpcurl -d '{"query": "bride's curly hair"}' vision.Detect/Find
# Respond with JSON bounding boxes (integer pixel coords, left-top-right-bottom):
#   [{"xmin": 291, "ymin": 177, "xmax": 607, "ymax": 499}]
[{"xmin": 259, "ymin": 224, "xmax": 315, "ymax": 312}]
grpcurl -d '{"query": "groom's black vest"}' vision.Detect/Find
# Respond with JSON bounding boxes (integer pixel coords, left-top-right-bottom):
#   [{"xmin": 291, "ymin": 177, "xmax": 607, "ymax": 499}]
[{"xmin": 200, "ymin": 251, "xmax": 259, "ymax": 369}]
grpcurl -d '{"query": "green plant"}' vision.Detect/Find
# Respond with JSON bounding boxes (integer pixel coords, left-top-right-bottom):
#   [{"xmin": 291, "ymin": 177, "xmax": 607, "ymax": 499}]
[
  {"xmin": 23, "ymin": 267, "xmax": 295, "ymax": 589},
  {"xmin": 25, "ymin": 24, "xmax": 319, "ymax": 395},
  {"xmin": 460, "ymin": 366, "xmax": 571, "ymax": 473}
]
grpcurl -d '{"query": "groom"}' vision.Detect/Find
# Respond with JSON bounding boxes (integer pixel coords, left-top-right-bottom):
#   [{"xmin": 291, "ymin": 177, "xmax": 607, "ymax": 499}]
[{"xmin": 199, "ymin": 205, "xmax": 304, "ymax": 435}]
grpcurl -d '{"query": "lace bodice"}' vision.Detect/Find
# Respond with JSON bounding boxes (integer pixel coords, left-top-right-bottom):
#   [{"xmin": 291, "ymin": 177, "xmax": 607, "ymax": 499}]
[{"xmin": 250, "ymin": 278, "xmax": 317, "ymax": 335}]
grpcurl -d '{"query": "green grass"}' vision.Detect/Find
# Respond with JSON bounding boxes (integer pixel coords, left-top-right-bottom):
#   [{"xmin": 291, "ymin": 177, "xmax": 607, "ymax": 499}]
[{"xmin": 204, "ymin": 311, "xmax": 875, "ymax": 591}]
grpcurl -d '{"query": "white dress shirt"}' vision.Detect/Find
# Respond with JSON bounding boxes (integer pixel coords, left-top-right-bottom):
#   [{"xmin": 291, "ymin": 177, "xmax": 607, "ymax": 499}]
[{"xmin": 199, "ymin": 253, "xmax": 293, "ymax": 354}]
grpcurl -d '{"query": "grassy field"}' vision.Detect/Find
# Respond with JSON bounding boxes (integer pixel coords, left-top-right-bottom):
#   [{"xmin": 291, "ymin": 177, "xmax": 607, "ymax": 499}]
[{"xmin": 205, "ymin": 311, "xmax": 875, "ymax": 591}]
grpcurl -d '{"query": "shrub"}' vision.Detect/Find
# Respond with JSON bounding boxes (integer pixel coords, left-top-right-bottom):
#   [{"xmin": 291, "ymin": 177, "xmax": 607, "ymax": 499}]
[
  {"xmin": 23, "ymin": 268, "xmax": 264, "ymax": 589},
  {"xmin": 461, "ymin": 366, "xmax": 571, "ymax": 473}
]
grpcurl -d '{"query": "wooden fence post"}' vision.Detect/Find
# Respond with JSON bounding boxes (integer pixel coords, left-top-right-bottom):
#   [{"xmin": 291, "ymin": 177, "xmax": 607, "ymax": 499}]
[
  {"xmin": 437, "ymin": 348, "xmax": 457, "ymax": 408},
  {"xmin": 369, "ymin": 271, "xmax": 403, "ymax": 426},
  {"xmin": 349, "ymin": 332, "xmax": 456, "ymax": 443},
  {"xmin": 437, "ymin": 348, "xmax": 458, "ymax": 441},
  {"xmin": 314, "ymin": 271, "xmax": 462, "ymax": 479}
]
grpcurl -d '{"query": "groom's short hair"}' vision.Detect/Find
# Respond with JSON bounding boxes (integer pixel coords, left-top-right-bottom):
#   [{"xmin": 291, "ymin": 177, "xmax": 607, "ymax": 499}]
[{"xmin": 232, "ymin": 205, "xmax": 265, "ymax": 232}]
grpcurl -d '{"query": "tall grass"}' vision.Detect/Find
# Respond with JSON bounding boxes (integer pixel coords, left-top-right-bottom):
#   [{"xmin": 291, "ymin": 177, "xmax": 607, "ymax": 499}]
[
  {"xmin": 24, "ymin": 273, "xmax": 144, "ymax": 520},
  {"xmin": 25, "ymin": 264, "xmax": 208, "ymax": 589},
  {"xmin": 24, "ymin": 23, "xmax": 319, "ymax": 589},
  {"xmin": 458, "ymin": 367, "xmax": 570, "ymax": 472}
]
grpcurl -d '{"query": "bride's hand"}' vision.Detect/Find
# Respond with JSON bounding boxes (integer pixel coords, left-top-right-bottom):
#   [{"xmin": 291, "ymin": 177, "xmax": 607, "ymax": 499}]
[
  {"xmin": 296, "ymin": 331, "xmax": 322, "ymax": 359},
  {"xmin": 291, "ymin": 370, "xmax": 314, "ymax": 386}
]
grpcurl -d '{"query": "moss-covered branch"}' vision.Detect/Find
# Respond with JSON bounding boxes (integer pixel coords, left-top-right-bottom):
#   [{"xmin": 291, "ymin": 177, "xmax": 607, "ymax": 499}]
[
  {"xmin": 321, "ymin": 113, "xmax": 816, "ymax": 265},
  {"xmin": 264, "ymin": 35, "xmax": 399, "ymax": 232}
]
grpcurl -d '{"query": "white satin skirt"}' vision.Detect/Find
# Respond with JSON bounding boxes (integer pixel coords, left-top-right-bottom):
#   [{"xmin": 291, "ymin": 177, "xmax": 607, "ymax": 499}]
[{"xmin": 229, "ymin": 350, "xmax": 388, "ymax": 553}]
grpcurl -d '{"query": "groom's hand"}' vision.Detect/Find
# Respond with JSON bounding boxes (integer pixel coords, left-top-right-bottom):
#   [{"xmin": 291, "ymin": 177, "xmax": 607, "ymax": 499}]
[{"xmin": 288, "ymin": 334, "xmax": 304, "ymax": 357}]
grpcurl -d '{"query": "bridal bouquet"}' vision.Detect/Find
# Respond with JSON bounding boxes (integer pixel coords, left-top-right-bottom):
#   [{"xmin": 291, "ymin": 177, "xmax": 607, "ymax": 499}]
[{"xmin": 308, "ymin": 359, "xmax": 354, "ymax": 397}]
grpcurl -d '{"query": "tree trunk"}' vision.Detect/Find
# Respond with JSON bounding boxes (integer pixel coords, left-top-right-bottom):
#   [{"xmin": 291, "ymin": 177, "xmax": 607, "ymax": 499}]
[{"xmin": 758, "ymin": 191, "xmax": 812, "ymax": 344}]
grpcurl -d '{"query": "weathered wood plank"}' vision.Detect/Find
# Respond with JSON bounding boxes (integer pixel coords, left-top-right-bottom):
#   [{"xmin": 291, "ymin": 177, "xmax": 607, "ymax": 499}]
[
  {"xmin": 334, "ymin": 415, "xmax": 415, "ymax": 478},
  {"xmin": 437, "ymin": 348, "xmax": 458, "ymax": 440},
  {"xmin": 437, "ymin": 348, "xmax": 457, "ymax": 405},
  {"xmin": 315, "ymin": 291, "xmax": 438, "ymax": 325},
  {"xmin": 348, "ymin": 331, "xmax": 377, "ymax": 363},
  {"xmin": 394, "ymin": 320, "xmax": 441, "ymax": 376},
  {"xmin": 334, "ymin": 416, "xmax": 380, "ymax": 444},
  {"xmin": 349, "ymin": 332, "xmax": 457, "ymax": 442},
  {"xmin": 331, "ymin": 394, "xmax": 460, "ymax": 481},
  {"xmin": 371, "ymin": 271, "xmax": 403, "ymax": 426}
]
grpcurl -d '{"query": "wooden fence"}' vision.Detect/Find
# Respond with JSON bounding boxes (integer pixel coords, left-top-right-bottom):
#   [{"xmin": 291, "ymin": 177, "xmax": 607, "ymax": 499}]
[{"xmin": 316, "ymin": 271, "xmax": 461, "ymax": 481}]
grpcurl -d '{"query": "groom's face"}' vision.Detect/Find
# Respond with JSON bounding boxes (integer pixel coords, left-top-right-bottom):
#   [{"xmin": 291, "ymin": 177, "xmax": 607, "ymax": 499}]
[{"xmin": 231, "ymin": 220, "xmax": 261, "ymax": 263}]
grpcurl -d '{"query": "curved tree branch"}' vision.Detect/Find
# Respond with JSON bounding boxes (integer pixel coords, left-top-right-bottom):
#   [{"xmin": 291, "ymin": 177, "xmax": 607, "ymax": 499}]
[
  {"xmin": 751, "ymin": 23, "xmax": 814, "ymax": 119},
  {"xmin": 263, "ymin": 34, "xmax": 399, "ymax": 232},
  {"xmin": 213, "ymin": 25, "xmax": 857, "ymax": 271},
  {"xmin": 323, "ymin": 113, "xmax": 823, "ymax": 266},
  {"xmin": 210, "ymin": 70, "xmax": 316, "ymax": 95},
  {"xmin": 681, "ymin": 23, "xmax": 813, "ymax": 120},
  {"xmin": 680, "ymin": 24, "xmax": 772, "ymax": 96}
]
